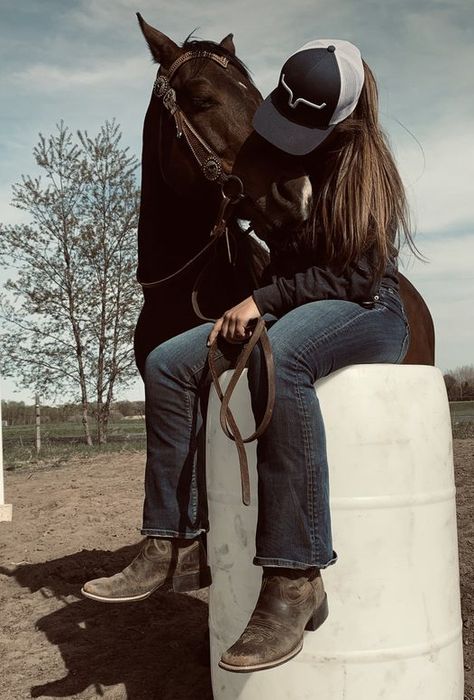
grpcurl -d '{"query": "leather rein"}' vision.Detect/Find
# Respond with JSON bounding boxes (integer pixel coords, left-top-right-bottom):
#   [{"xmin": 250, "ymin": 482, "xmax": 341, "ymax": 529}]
[{"xmin": 136, "ymin": 50, "xmax": 275, "ymax": 506}]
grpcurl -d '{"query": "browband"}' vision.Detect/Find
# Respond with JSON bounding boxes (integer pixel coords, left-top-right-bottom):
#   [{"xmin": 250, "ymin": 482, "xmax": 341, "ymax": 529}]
[{"xmin": 166, "ymin": 50, "xmax": 229, "ymax": 82}]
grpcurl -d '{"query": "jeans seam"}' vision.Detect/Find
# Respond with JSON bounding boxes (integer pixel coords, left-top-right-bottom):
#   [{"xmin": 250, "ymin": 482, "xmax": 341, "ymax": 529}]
[
  {"xmin": 187, "ymin": 345, "xmax": 230, "ymax": 525},
  {"xmin": 394, "ymin": 324, "xmax": 410, "ymax": 364},
  {"xmin": 292, "ymin": 359, "xmax": 318, "ymax": 561},
  {"xmin": 183, "ymin": 386, "xmax": 199, "ymax": 524}
]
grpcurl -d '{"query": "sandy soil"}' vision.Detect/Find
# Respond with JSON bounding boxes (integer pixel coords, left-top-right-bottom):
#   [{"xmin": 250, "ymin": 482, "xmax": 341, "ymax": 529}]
[{"xmin": 0, "ymin": 441, "xmax": 473, "ymax": 700}]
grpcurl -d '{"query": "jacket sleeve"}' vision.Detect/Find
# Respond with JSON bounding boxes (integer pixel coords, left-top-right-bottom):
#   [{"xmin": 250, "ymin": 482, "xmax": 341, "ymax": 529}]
[{"xmin": 252, "ymin": 254, "xmax": 383, "ymax": 316}]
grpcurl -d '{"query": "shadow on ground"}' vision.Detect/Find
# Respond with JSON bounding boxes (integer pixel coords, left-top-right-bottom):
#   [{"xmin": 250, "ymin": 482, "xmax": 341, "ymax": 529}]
[{"xmin": 0, "ymin": 545, "xmax": 212, "ymax": 699}]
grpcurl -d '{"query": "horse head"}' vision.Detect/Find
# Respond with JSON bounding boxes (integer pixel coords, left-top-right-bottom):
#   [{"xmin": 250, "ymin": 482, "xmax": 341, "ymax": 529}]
[{"xmin": 137, "ymin": 15, "xmax": 311, "ymax": 238}]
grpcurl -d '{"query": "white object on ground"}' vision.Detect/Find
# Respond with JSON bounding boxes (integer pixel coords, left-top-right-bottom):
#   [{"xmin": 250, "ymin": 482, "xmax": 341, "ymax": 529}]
[{"xmin": 0, "ymin": 381, "xmax": 12, "ymax": 522}]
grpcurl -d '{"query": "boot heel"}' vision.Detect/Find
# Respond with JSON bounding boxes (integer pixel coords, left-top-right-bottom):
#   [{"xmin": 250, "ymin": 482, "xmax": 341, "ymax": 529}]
[
  {"xmin": 305, "ymin": 593, "xmax": 329, "ymax": 632},
  {"xmin": 199, "ymin": 565, "xmax": 212, "ymax": 588},
  {"xmin": 172, "ymin": 566, "xmax": 212, "ymax": 593}
]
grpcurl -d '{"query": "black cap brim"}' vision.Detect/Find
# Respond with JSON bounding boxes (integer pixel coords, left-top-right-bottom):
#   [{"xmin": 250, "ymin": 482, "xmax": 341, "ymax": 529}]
[{"xmin": 252, "ymin": 89, "xmax": 335, "ymax": 156}]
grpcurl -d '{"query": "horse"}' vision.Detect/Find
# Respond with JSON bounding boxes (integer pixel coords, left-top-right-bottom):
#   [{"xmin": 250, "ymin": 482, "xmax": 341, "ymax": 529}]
[{"xmin": 134, "ymin": 15, "xmax": 435, "ymax": 375}]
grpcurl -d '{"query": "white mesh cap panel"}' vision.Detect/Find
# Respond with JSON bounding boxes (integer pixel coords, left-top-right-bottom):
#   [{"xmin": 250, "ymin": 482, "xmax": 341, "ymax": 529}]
[
  {"xmin": 330, "ymin": 40, "xmax": 364, "ymax": 124},
  {"xmin": 290, "ymin": 39, "xmax": 364, "ymax": 126}
]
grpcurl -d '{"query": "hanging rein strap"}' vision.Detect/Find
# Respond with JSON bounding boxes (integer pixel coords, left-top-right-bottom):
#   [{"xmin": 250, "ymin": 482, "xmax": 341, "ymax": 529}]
[
  {"xmin": 207, "ymin": 318, "xmax": 275, "ymax": 505},
  {"xmin": 137, "ymin": 50, "xmax": 276, "ymax": 505}
]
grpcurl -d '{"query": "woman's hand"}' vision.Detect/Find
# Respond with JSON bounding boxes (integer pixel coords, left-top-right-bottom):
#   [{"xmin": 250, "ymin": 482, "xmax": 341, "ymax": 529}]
[{"xmin": 207, "ymin": 296, "xmax": 261, "ymax": 346}]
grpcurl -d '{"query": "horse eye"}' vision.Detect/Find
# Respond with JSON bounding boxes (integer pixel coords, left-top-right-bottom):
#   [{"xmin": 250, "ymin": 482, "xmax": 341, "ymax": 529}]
[{"xmin": 190, "ymin": 95, "xmax": 216, "ymax": 111}]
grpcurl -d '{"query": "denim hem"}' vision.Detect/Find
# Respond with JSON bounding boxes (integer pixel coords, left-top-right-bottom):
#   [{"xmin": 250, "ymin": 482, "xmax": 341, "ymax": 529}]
[
  {"xmin": 253, "ymin": 552, "xmax": 338, "ymax": 570},
  {"xmin": 140, "ymin": 527, "xmax": 207, "ymax": 539}
]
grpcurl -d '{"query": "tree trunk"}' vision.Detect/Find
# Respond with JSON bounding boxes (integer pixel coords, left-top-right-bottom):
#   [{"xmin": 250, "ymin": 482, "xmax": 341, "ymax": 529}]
[
  {"xmin": 97, "ymin": 406, "xmax": 108, "ymax": 445},
  {"xmin": 82, "ymin": 401, "xmax": 93, "ymax": 446}
]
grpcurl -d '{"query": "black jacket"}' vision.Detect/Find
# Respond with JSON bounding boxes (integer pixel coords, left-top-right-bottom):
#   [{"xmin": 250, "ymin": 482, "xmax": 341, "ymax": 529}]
[{"xmin": 252, "ymin": 244, "xmax": 399, "ymax": 317}]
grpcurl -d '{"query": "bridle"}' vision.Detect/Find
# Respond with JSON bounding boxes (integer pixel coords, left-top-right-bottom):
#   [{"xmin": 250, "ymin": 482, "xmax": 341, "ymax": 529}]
[
  {"xmin": 155, "ymin": 51, "xmax": 235, "ymax": 187},
  {"xmin": 137, "ymin": 49, "xmax": 275, "ymax": 506},
  {"xmin": 137, "ymin": 50, "xmax": 247, "ymax": 301}
]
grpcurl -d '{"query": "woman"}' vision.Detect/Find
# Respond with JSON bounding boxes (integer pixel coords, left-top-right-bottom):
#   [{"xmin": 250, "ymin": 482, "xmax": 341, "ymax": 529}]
[{"xmin": 82, "ymin": 39, "xmax": 412, "ymax": 673}]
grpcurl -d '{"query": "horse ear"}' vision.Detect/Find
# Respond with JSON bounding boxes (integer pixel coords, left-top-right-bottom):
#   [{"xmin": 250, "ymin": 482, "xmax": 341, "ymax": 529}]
[
  {"xmin": 220, "ymin": 33, "xmax": 235, "ymax": 55},
  {"xmin": 136, "ymin": 13, "xmax": 181, "ymax": 67}
]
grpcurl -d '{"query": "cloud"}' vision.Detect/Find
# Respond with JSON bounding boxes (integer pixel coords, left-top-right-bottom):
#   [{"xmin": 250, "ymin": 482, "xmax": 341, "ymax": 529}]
[
  {"xmin": 394, "ymin": 118, "xmax": 474, "ymax": 235},
  {"xmin": 9, "ymin": 56, "xmax": 145, "ymax": 92},
  {"xmin": 400, "ymin": 231, "xmax": 474, "ymax": 371},
  {"xmin": 401, "ymin": 232, "xmax": 474, "ymax": 281}
]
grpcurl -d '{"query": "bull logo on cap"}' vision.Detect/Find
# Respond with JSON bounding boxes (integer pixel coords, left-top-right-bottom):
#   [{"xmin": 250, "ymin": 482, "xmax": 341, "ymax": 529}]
[{"xmin": 280, "ymin": 74, "xmax": 327, "ymax": 111}]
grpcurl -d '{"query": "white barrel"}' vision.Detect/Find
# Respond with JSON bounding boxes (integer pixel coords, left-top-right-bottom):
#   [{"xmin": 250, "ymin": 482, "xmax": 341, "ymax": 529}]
[{"xmin": 206, "ymin": 365, "xmax": 464, "ymax": 700}]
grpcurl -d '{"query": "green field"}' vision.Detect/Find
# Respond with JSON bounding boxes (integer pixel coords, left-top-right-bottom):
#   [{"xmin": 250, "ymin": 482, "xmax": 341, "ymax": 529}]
[
  {"xmin": 1, "ymin": 420, "xmax": 146, "ymax": 471},
  {"xmin": 2, "ymin": 419, "xmax": 146, "ymax": 441},
  {"xmin": 450, "ymin": 401, "xmax": 474, "ymax": 419}
]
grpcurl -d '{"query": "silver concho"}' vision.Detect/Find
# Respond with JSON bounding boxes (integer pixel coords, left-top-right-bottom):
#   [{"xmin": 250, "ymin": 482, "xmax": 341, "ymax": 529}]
[
  {"xmin": 153, "ymin": 75, "xmax": 169, "ymax": 98},
  {"xmin": 153, "ymin": 75, "xmax": 170, "ymax": 97},
  {"xmin": 163, "ymin": 88, "xmax": 177, "ymax": 114},
  {"xmin": 203, "ymin": 157, "xmax": 222, "ymax": 181}
]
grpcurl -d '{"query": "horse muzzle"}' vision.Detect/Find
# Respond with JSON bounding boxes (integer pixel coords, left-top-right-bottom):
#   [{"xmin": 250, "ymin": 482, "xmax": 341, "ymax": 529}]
[{"xmin": 239, "ymin": 174, "xmax": 312, "ymax": 239}]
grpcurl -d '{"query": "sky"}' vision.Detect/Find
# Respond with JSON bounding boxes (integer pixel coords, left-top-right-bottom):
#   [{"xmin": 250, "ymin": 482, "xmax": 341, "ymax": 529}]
[{"xmin": 0, "ymin": 0, "xmax": 473, "ymax": 404}]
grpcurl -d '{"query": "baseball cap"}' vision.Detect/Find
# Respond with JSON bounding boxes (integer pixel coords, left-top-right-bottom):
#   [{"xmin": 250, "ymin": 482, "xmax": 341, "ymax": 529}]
[{"xmin": 253, "ymin": 39, "xmax": 364, "ymax": 156}]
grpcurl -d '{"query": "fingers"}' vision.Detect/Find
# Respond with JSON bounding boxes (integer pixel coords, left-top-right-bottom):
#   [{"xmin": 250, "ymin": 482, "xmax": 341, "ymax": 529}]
[
  {"xmin": 223, "ymin": 312, "xmax": 248, "ymax": 343},
  {"xmin": 207, "ymin": 318, "xmax": 223, "ymax": 346},
  {"xmin": 206, "ymin": 314, "xmax": 249, "ymax": 346},
  {"xmin": 207, "ymin": 297, "xmax": 259, "ymax": 346}
]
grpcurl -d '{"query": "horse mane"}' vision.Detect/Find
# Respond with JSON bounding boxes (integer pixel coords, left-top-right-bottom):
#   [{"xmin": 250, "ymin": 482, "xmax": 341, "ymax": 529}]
[{"xmin": 181, "ymin": 36, "xmax": 252, "ymax": 81}]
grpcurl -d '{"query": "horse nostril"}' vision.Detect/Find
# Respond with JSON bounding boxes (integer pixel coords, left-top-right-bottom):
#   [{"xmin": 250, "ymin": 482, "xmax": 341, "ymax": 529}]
[
  {"xmin": 272, "ymin": 177, "xmax": 312, "ymax": 218},
  {"xmin": 274, "ymin": 179, "xmax": 295, "ymax": 203}
]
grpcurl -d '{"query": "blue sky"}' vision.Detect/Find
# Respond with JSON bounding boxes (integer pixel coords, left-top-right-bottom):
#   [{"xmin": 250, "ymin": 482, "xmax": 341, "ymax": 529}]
[{"xmin": 0, "ymin": 0, "xmax": 473, "ymax": 403}]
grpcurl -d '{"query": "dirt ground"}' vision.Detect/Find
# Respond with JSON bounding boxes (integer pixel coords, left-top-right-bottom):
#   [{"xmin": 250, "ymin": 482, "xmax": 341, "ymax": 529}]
[{"xmin": 0, "ymin": 440, "xmax": 473, "ymax": 700}]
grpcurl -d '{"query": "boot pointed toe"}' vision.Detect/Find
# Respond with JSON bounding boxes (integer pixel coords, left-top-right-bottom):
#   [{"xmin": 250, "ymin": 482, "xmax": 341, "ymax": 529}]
[{"xmin": 219, "ymin": 567, "xmax": 328, "ymax": 673}]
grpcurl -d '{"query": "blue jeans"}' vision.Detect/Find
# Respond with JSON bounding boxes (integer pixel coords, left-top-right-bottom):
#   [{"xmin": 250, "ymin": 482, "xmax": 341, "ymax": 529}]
[{"xmin": 141, "ymin": 283, "xmax": 409, "ymax": 569}]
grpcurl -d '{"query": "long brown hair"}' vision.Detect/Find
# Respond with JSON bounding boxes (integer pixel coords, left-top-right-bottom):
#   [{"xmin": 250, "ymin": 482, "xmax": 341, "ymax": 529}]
[{"xmin": 299, "ymin": 60, "xmax": 422, "ymax": 279}]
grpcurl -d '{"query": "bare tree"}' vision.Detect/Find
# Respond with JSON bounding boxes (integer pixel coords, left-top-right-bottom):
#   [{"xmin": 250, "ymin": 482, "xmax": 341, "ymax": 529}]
[
  {"xmin": 451, "ymin": 365, "xmax": 474, "ymax": 400},
  {"xmin": 0, "ymin": 121, "xmax": 141, "ymax": 444},
  {"xmin": 443, "ymin": 365, "xmax": 474, "ymax": 402},
  {"xmin": 443, "ymin": 374, "xmax": 460, "ymax": 401}
]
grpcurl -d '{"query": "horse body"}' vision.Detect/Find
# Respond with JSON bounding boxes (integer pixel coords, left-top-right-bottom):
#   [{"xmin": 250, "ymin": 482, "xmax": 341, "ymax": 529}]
[
  {"xmin": 134, "ymin": 17, "xmax": 435, "ymax": 373},
  {"xmin": 398, "ymin": 274, "xmax": 435, "ymax": 364}
]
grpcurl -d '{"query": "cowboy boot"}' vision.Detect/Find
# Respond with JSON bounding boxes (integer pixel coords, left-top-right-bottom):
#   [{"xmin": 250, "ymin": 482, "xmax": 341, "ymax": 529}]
[
  {"xmin": 81, "ymin": 536, "xmax": 211, "ymax": 603},
  {"xmin": 218, "ymin": 566, "xmax": 328, "ymax": 673}
]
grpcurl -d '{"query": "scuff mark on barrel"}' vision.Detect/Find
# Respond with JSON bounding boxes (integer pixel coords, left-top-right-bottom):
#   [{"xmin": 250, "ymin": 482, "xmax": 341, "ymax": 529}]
[{"xmin": 234, "ymin": 514, "xmax": 248, "ymax": 547}]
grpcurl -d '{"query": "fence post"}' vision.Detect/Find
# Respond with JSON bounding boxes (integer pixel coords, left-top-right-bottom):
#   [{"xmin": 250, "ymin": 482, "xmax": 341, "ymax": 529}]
[{"xmin": 0, "ymin": 380, "xmax": 13, "ymax": 521}]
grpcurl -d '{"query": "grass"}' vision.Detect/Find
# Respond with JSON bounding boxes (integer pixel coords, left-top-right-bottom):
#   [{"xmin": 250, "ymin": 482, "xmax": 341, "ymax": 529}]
[
  {"xmin": 2, "ymin": 420, "xmax": 146, "ymax": 471},
  {"xmin": 3, "ymin": 419, "xmax": 146, "ymax": 440},
  {"xmin": 450, "ymin": 401, "xmax": 474, "ymax": 419},
  {"xmin": 3, "ymin": 439, "xmax": 146, "ymax": 472}
]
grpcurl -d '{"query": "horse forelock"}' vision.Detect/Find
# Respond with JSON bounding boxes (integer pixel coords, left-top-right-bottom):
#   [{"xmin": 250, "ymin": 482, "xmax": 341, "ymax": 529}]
[{"xmin": 181, "ymin": 37, "xmax": 253, "ymax": 82}]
